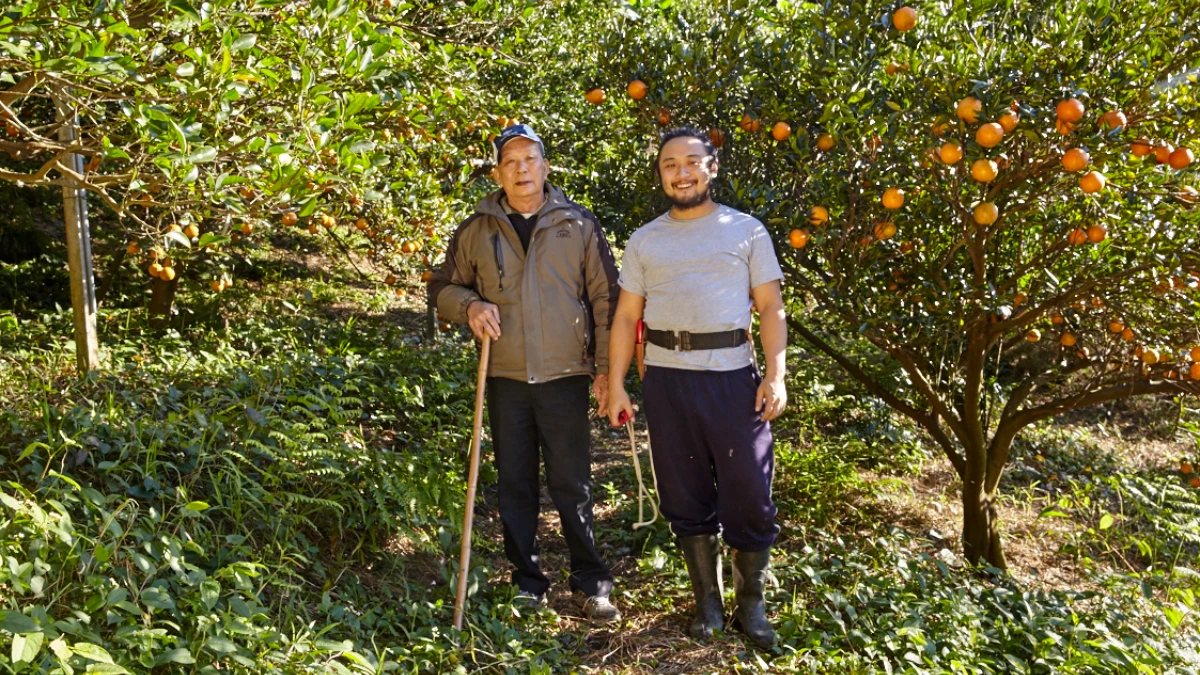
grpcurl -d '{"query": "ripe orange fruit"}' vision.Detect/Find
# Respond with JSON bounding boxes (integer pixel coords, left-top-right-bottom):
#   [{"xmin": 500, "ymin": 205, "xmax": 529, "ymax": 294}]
[
  {"xmin": 585, "ymin": 88, "xmax": 606, "ymax": 105},
  {"xmin": 627, "ymin": 80, "xmax": 647, "ymax": 100},
  {"xmin": 657, "ymin": 108, "xmax": 672, "ymax": 126},
  {"xmin": 183, "ymin": 224, "xmax": 199, "ymax": 239},
  {"xmin": 899, "ymin": 241, "xmax": 915, "ymax": 254},
  {"xmin": 1169, "ymin": 147, "xmax": 1194, "ymax": 169},
  {"xmin": 881, "ymin": 187, "xmax": 905, "ymax": 209},
  {"xmin": 956, "ymin": 97, "xmax": 981, "ymax": 123},
  {"xmin": 892, "ymin": 6, "xmax": 918, "ymax": 31},
  {"xmin": 1062, "ymin": 147, "xmax": 1090, "ymax": 172},
  {"xmin": 1142, "ymin": 348, "xmax": 1160, "ymax": 365},
  {"xmin": 1108, "ymin": 320, "xmax": 1124, "ymax": 333},
  {"xmin": 1191, "ymin": 476, "xmax": 1200, "ymax": 488},
  {"xmin": 1153, "ymin": 143, "xmax": 1175, "ymax": 164},
  {"xmin": 1014, "ymin": 292, "xmax": 1027, "ymax": 306},
  {"xmin": 1060, "ymin": 332, "xmax": 1077, "ymax": 347},
  {"xmin": 283, "ymin": 212, "xmax": 298, "ymax": 226},
  {"xmin": 148, "ymin": 263, "xmax": 163, "ymax": 278},
  {"xmin": 161, "ymin": 266, "xmax": 176, "ymax": 281},
  {"xmin": 931, "ymin": 120, "xmax": 949, "ymax": 137},
  {"xmin": 1099, "ymin": 110, "xmax": 1127, "ymax": 130},
  {"xmin": 772, "ymin": 122, "xmax": 791, "ymax": 141},
  {"xmin": 1191, "ymin": 346, "xmax": 1200, "ymax": 362},
  {"xmin": 739, "ymin": 114, "xmax": 758, "ymax": 132},
  {"xmin": 973, "ymin": 202, "xmax": 998, "ymax": 225},
  {"xmin": 976, "ymin": 122, "xmax": 1004, "ymax": 148},
  {"xmin": 816, "ymin": 133, "xmax": 835, "ymax": 151},
  {"xmin": 1086, "ymin": 224, "xmax": 1107, "ymax": 243},
  {"xmin": 1068, "ymin": 228, "xmax": 1088, "ymax": 245},
  {"xmin": 873, "ymin": 221, "xmax": 897, "ymax": 240},
  {"xmin": 395, "ymin": 288, "xmax": 407, "ymax": 298},
  {"xmin": 1121, "ymin": 327, "xmax": 1134, "ymax": 341},
  {"xmin": 971, "ymin": 159, "xmax": 998, "ymax": 182},
  {"xmin": 421, "ymin": 270, "xmax": 434, "ymax": 283},
  {"xmin": 809, "ymin": 206, "xmax": 829, "ymax": 226},
  {"xmin": 998, "ymin": 112, "xmax": 1019, "ymax": 133},
  {"xmin": 126, "ymin": 242, "xmax": 141, "ymax": 255},
  {"xmin": 401, "ymin": 241, "xmax": 417, "ymax": 254},
  {"xmin": 1079, "ymin": 171, "xmax": 1106, "ymax": 194},
  {"xmin": 788, "ymin": 228, "xmax": 810, "ymax": 249},
  {"xmin": 1051, "ymin": 314, "xmax": 1064, "ymax": 325},
  {"xmin": 707, "ymin": 128, "xmax": 725, "ymax": 148},
  {"xmin": 1131, "ymin": 139, "xmax": 1153, "ymax": 157},
  {"xmin": 1055, "ymin": 119, "xmax": 1077, "ymax": 135},
  {"xmin": 1090, "ymin": 296, "xmax": 1105, "ymax": 308},
  {"xmin": 939, "ymin": 142, "xmax": 963, "ymax": 164},
  {"xmin": 355, "ymin": 218, "xmax": 369, "ymax": 231},
  {"xmin": 321, "ymin": 214, "xmax": 336, "ymax": 228},
  {"xmin": 210, "ymin": 280, "xmax": 223, "ymax": 292},
  {"xmin": 885, "ymin": 62, "xmax": 902, "ymax": 75},
  {"xmin": 1056, "ymin": 98, "xmax": 1085, "ymax": 123},
  {"xmin": 385, "ymin": 274, "xmax": 397, "ymax": 286},
  {"xmin": 1191, "ymin": 365, "xmax": 1200, "ymax": 381},
  {"xmin": 1186, "ymin": 462, "xmax": 1197, "ymax": 474},
  {"xmin": 1026, "ymin": 329, "xmax": 1041, "ymax": 342}
]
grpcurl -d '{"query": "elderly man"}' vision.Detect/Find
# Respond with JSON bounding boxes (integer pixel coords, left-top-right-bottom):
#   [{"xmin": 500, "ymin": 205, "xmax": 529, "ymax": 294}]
[
  {"xmin": 608, "ymin": 127, "xmax": 788, "ymax": 647},
  {"xmin": 427, "ymin": 124, "xmax": 621, "ymax": 622}
]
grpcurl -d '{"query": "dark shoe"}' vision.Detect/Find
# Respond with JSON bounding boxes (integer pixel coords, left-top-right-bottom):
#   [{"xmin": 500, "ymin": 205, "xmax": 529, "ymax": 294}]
[
  {"xmin": 575, "ymin": 592, "xmax": 621, "ymax": 623},
  {"xmin": 514, "ymin": 589, "xmax": 546, "ymax": 609},
  {"xmin": 731, "ymin": 548, "xmax": 776, "ymax": 649},
  {"xmin": 678, "ymin": 534, "xmax": 725, "ymax": 639}
]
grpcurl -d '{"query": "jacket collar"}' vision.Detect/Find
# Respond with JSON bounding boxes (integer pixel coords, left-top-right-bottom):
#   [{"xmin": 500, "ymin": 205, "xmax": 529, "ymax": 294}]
[{"xmin": 476, "ymin": 184, "xmax": 576, "ymax": 226}]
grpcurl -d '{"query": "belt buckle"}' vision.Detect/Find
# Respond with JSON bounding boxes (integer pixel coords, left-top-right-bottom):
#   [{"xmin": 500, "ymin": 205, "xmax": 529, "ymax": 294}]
[{"xmin": 677, "ymin": 330, "xmax": 691, "ymax": 352}]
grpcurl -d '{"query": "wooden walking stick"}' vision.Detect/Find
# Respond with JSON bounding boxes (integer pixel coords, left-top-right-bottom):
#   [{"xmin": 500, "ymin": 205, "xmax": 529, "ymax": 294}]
[{"xmin": 453, "ymin": 335, "xmax": 491, "ymax": 630}]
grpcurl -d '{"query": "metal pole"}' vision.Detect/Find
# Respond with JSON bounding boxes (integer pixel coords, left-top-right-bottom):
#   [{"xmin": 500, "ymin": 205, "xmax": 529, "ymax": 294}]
[
  {"xmin": 453, "ymin": 335, "xmax": 491, "ymax": 630},
  {"xmin": 55, "ymin": 93, "xmax": 99, "ymax": 372}
]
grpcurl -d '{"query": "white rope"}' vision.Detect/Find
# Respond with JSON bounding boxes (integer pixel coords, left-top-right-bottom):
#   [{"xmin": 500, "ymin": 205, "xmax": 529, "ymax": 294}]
[{"xmin": 626, "ymin": 417, "xmax": 661, "ymax": 530}]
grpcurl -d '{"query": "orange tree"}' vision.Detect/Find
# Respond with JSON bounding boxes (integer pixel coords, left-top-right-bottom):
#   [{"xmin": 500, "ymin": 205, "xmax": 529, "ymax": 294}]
[
  {"xmin": 0, "ymin": 0, "xmax": 540, "ymax": 319},
  {"xmin": 568, "ymin": 0, "xmax": 1200, "ymax": 568}
]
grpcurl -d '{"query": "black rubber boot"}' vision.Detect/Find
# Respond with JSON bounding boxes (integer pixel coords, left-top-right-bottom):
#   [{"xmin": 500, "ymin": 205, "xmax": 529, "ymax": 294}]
[
  {"xmin": 731, "ymin": 548, "xmax": 776, "ymax": 649},
  {"xmin": 677, "ymin": 534, "xmax": 724, "ymax": 639}
]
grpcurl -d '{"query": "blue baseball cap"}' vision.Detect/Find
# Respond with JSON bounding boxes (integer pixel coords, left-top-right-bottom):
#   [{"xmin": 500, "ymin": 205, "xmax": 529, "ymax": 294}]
[{"xmin": 492, "ymin": 124, "xmax": 544, "ymax": 164}]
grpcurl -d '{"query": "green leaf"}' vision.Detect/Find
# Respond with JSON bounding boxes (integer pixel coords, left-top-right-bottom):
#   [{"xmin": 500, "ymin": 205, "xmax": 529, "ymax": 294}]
[
  {"xmin": 184, "ymin": 501, "xmax": 210, "ymax": 512},
  {"xmin": 85, "ymin": 664, "xmax": 130, "ymax": 674},
  {"xmin": 0, "ymin": 611, "xmax": 41, "ymax": 634},
  {"xmin": 155, "ymin": 647, "xmax": 196, "ymax": 665},
  {"xmin": 189, "ymin": 147, "xmax": 218, "ymax": 163},
  {"xmin": 50, "ymin": 637, "xmax": 71, "ymax": 660},
  {"xmin": 141, "ymin": 587, "xmax": 175, "ymax": 610},
  {"xmin": 1098, "ymin": 513, "xmax": 1114, "ymax": 530},
  {"xmin": 71, "ymin": 642, "xmax": 114, "ymax": 664},
  {"xmin": 167, "ymin": 230, "xmax": 193, "ymax": 248},
  {"xmin": 200, "ymin": 579, "xmax": 220, "ymax": 610},
  {"xmin": 176, "ymin": 62, "xmax": 195, "ymax": 77},
  {"xmin": 231, "ymin": 34, "xmax": 257, "ymax": 52},
  {"xmin": 12, "ymin": 631, "xmax": 44, "ymax": 664}
]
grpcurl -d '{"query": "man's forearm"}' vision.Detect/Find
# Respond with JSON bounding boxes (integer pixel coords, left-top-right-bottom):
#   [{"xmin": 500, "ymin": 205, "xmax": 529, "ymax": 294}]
[
  {"xmin": 608, "ymin": 314, "xmax": 638, "ymax": 388},
  {"xmin": 758, "ymin": 303, "xmax": 788, "ymax": 380}
]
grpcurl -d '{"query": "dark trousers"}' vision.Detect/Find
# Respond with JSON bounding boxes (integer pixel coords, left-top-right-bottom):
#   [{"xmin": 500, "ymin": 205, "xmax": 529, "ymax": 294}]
[
  {"xmin": 642, "ymin": 365, "xmax": 779, "ymax": 552},
  {"xmin": 487, "ymin": 375, "xmax": 613, "ymax": 597}
]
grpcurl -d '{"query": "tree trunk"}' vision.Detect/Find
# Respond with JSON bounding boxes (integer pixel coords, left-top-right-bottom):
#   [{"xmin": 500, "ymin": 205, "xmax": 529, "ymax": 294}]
[
  {"xmin": 961, "ymin": 480, "xmax": 1007, "ymax": 570},
  {"xmin": 148, "ymin": 274, "xmax": 179, "ymax": 329}
]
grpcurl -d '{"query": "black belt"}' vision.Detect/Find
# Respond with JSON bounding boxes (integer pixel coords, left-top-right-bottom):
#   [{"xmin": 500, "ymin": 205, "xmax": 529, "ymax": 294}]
[{"xmin": 644, "ymin": 327, "xmax": 748, "ymax": 352}]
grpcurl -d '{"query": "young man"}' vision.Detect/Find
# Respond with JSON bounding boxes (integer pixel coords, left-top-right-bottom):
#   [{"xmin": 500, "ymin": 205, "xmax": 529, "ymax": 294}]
[
  {"xmin": 428, "ymin": 124, "xmax": 621, "ymax": 622},
  {"xmin": 607, "ymin": 127, "xmax": 788, "ymax": 647}
]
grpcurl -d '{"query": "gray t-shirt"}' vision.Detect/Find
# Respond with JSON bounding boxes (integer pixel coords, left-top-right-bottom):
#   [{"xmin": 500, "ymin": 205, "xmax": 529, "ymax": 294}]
[{"xmin": 619, "ymin": 204, "xmax": 784, "ymax": 371}]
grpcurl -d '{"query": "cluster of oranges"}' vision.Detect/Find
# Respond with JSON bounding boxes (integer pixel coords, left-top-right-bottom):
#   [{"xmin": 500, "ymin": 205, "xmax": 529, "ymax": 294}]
[{"xmin": 1181, "ymin": 460, "xmax": 1200, "ymax": 488}]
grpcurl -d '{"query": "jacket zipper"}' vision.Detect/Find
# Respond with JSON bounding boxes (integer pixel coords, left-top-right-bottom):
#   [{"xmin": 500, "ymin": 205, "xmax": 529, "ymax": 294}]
[
  {"xmin": 492, "ymin": 233, "xmax": 505, "ymax": 291},
  {"xmin": 578, "ymin": 296, "xmax": 591, "ymax": 359}
]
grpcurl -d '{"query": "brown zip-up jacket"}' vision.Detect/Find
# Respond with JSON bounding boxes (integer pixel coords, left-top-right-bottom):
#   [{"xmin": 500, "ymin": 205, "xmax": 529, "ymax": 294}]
[{"xmin": 427, "ymin": 184, "xmax": 619, "ymax": 383}]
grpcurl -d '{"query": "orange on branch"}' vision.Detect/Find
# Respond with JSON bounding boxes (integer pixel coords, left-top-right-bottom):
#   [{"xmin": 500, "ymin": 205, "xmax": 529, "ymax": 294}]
[
  {"xmin": 892, "ymin": 6, "xmax": 918, "ymax": 31},
  {"xmin": 1153, "ymin": 143, "xmax": 1175, "ymax": 164},
  {"xmin": 148, "ymin": 263, "xmax": 163, "ymax": 278},
  {"xmin": 873, "ymin": 221, "xmax": 897, "ymax": 240},
  {"xmin": 788, "ymin": 228, "xmax": 810, "ymax": 249},
  {"xmin": 1079, "ymin": 171, "xmax": 1106, "ymax": 193},
  {"xmin": 183, "ymin": 224, "xmax": 199, "ymax": 239},
  {"xmin": 881, "ymin": 187, "xmax": 905, "ymax": 209},
  {"xmin": 1087, "ymin": 224, "xmax": 1107, "ymax": 243},
  {"xmin": 1191, "ymin": 346, "xmax": 1200, "ymax": 362},
  {"xmin": 1026, "ymin": 329, "xmax": 1041, "ymax": 343},
  {"xmin": 1056, "ymin": 98, "xmax": 1085, "ymax": 123},
  {"xmin": 809, "ymin": 206, "xmax": 829, "ymax": 226},
  {"xmin": 707, "ymin": 128, "xmax": 725, "ymax": 148},
  {"xmin": 976, "ymin": 122, "xmax": 1004, "ymax": 148},
  {"xmin": 1121, "ymin": 327, "xmax": 1134, "ymax": 341},
  {"xmin": 627, "ymin": 80, "xmax": 648, "ymax": 100},
  {"xmin": 956, "ymin": 97, "xmax": 981, "ymax": 124},
  {"xmin": 1062, "ymin": 147, "xmax": 1090, "ymax": 172},
  {"xmin": 1131, "ymin": 139, "xmax": 1153, "ymax": 157},
  {"xmin": 1068, "ymin": 228, "xmax": 1088, "ymax": 245},
  {"xmin": 998, "ymin": 112, "xmax": 1019, "ymax": 133},
  {"xmin": 939, "ymin": 142, "xmax": 963, "ymax": 164},
  {"xmin": 657, "ymin": 108, "xmax": 672, "ymax": 126},
  {"xmin": 585, "ymin": 88, "xmax": 607, "ymax": 104},
  {"xmin": 1051, "ymin": 314, "xmax": 1064, "ymax": 325},
  {"xmin": 241, "ymin": 223, "xmax": 254, "ymax": 235},
  {"xmin": 282, "ymin": 211, "xmax": 298, "ymax": 226},
  {"xmin": 973, "ymin": 202, "xmax": 998, "ymax": 225},
  {"xmin": 1100, "ymin": 110, "xmax": 1127, "ymax": 130},
  {"xmin": 1060, "ymin": 332, "xmax": 1077, "ymax": 347},
  {"xmin": 971, "ymin": 159, "xmax": 998, "ymax": 182},
  {"xmin": 772, "ymin": 122, "xmax": 791, "ymax": 141},
  {"xmin": 1142, "ymin": 348, "xmax": 1160, "ymax": 365},
  {"xmin": 816, "ymin": 133, "xmax": 835, "ymax": 151},
  {"xmin": 1055, "ymin": 119, "xmax": 1077, "ymax": 135},
  {"xmin": 161, "ymin": 266, "xmax": 176, "ymax": 282},
  {"xmin": 1108, "ymin": 320, "xmax": 1124, "ymax": 334},
  {"xmin": 1169, "ymin": 147, "xmax": 1194, "ymax": 170}
]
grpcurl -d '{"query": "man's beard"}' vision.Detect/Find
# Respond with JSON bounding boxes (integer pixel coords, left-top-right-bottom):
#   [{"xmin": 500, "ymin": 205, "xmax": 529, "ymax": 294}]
[{"xmin": 665, "ymin": 183, "xmax": 712, "ymax": 210}]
